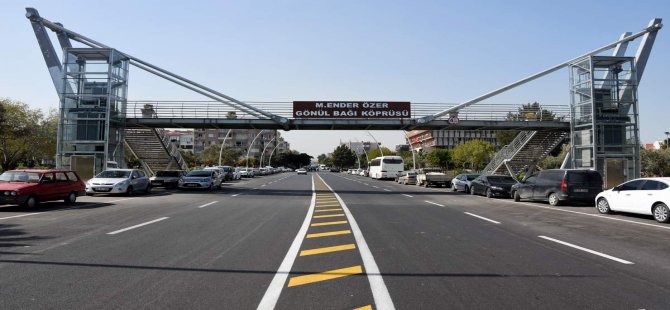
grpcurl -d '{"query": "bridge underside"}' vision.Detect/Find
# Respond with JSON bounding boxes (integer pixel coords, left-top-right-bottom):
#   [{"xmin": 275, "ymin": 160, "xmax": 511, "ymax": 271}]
[{"xmin": 125, "ymin": 118, "xmax": 571, "ymax": 131}]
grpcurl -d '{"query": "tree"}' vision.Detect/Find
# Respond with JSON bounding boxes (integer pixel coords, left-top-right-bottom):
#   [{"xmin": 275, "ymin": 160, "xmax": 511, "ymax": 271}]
[
  {"xmin": 539, "ymin": 143, "xmax": 569, "ymax": 170},
  {"xmin": 506, "ymin": 102, "xmax": 555, "ymax": 121},
  {"xmin": 179, "ymin": 149, "xmax": 201, "ymax": 168},
  {"xmin": 238, "ymin": 157, "xmax": 256, "ymax": 167},
  {"xmin": 317, "ymin": 154, "xmax": 327, "ymax": 163},
  {"xmin": 496, "ymin": 130, "xmax": 518, "ymax": 146},
  {"xmin": 0, "ymin": 99, "xmax": 46, "ymax": 171},
  {"xmin": 641, "ymin": 148, "xmax": 670, "ymax": 177},
  {"xmin": 452, "ymin": 140, "xmax": 495, "ymax": 171},
  {"xmin": 366, "ymin": 147, "xmax": 396, "ymax": 159},
  {"xmin": 331, "ymin": 145, "xmax": 357, "ymax": 169},
  {"xmin": 425, "ymin": 148, "xmax": 452, "ymax": 170}
]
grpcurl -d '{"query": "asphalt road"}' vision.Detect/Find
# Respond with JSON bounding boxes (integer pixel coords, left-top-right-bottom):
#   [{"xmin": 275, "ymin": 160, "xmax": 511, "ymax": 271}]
[{"xmin": 2, "ymin": 171, "xmax": 670, "ymax": 309}]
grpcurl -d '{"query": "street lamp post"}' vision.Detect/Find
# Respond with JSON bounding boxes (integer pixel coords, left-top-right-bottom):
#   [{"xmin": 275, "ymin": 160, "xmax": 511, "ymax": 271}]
[
  {"xmin": 218, "ymin": 129, "xmax": 232, "ymax": 166},
  {"xmin": 245, "ymin": 130, "xmax": 265, "ymax": 170},
  {"xmin": 353, "ymin": 138, "xmax": 370, "ymax": 168},
  {"xmin": 259, "ymin": 136, "xmax": 276, "ymax": 168},
  {"xmin": 367, "ymin": 131, "xmax": 383, "ymax": 157},
  {"xmin": 268, "ymin": 141, "xmax": 286, "ymax": 166},
  {"xmin": 403, "ymin": 130, "xmax": 417, "ymax": 170}
]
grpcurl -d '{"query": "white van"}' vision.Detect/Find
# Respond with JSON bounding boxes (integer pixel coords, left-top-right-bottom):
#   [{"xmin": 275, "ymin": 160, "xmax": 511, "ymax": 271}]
[{"xmin": 368, "ymin": 156, "xmax": 404, "ymax": 180}]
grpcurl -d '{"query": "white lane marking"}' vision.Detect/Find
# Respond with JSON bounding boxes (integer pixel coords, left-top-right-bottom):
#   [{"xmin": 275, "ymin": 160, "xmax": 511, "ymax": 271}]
[
  {"xmin": 107, "ymin": 197, "xmax": 136, "ymax": 203},
  {"xmin": 464, "ymin": 212, "xmax": 501, "ymax": 224},
  {"xmin": 0, "ymin": 213, "xmax": 40, "ymax": 220},
  {"xmin": 317, "ymin": 175, "xmax": 395, "ymax": 309},
  {"xmin": 424, "ymin": 200, "xmax": 445, "ymax": 207},
  {"xmin": 253, "ymin": 188, "xmax": 259, "ymax": 190},
  {"xmin": 231, "ymin": 194, "xmax": 240, "ymax": 197},
  {"xmin": 364, "ymin": 183, "xmax": 369, "ymax": 186},
  {"xmin": 257, "ymin": 175, "xmax": 316, "ymax": 310},
  {"xmin": 373, "ymin": 186, "xmax": 379, "ymax": 189},
  {"xmin": 514, "ymin": 201, "xmax": 670, "ymax": 231},
  {"xmin": 401, "ymin": 194, "xmax": 414, "ymax": 198},
  {"xmin": 383, "ymin": 189, "xmax": 392, "ymax": 192},
  {"xmin": 261, "ymin": 184, "xmax": 267, "ymax": 187},
  {"xmin": 197, "ymin": 201, "xmax": 218, "ymax": 208},
  {"xmin": 107, "ymin": 217, "xmax": 169, "ymax": 235},
  {"xmin": 538, "ymin": 235, "xmax": 634, "ymax": 265}
]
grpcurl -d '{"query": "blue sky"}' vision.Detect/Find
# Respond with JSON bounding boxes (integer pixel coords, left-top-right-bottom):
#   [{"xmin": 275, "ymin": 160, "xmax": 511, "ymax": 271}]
[{"xmin": 1, "ymin": 0, "xmax": 668, "ymax": 156}]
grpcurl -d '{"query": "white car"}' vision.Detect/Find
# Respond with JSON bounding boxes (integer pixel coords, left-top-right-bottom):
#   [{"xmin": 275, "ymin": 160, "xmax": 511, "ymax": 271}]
[
  {"xmin": 86, "ymin": 169, "xmax": 151, "ymax": 196},
  {"xmin": 296, "ymin": 168, "xmax": 308, "ymax": 175},
  {"xmin": 595, "ymin": 177, "xmax": 670, "ymax": 223}
]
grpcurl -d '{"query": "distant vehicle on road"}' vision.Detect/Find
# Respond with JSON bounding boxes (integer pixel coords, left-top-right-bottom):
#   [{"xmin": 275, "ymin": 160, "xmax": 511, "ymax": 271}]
[
  {"xmin": 86, "ymin": 169, "xmax": 151, "ymax": 196},
  {"xmin": 511, "ymin": 169, "xmax": 603, "ymax": 206},
  {"xmin": 0, "ymin": 169, "xmax": 85, "ymax": 208},
  {"xmin": 329, "ymin": 167, "xmax": 340, "ymax": 172},
  {"xmin": 470, "ymin": 175, "xmax": 517, "ymax": 198},
  {"xmin": 596, "ymin": 178, "xmax": 670, "ymax": 223},
  {"xmin": 416, "ymin": 168, "xmax": 453, "ymax": 187},
  {"xmin": 369, "ymin": 156, "xmax": 404, "ymax": 180},
  {"xmin": 150, "ymin": 170, "xmax": 186, "ymax": 188},
  {"xmin": 296, "ymin": 168, "xmax": 308, "ymax": 175},
  {"xmin": 452, "ymin": 174, "xmax": 480, "ymax": 192},
  {"xmin": 179, "ymin": 170, "xmax": 221, "ymax": 190},
  {"xmin": 398, "ymin": 171, "xmax": 418, "ymax": 185}
]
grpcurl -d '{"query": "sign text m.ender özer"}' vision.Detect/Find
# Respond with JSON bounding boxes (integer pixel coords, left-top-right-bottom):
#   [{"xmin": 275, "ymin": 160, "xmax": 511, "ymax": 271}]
[{"xmin": 293, "ymin": 101, "xmax": 411, "ymax": 118}]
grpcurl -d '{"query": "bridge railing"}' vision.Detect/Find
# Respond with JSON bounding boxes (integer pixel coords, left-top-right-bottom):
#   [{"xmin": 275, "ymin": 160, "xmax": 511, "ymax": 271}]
[{"xmin": 126, "ymin": 101, "xmax": 570, "ymax": 122}]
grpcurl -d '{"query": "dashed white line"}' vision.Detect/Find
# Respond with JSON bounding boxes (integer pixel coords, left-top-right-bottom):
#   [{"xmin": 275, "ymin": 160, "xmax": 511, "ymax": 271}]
[
  {"xmin": 373, "ymin": 186, "xmax": 379, "ymax": 189},
  {"xmin": 383, "ymin": 189, "xmax": 392, "ymax": 192},
  {"xmin": 401, "ymin": 194, "xmax": 414, "ymax": 198},
  {"xmin": 197, "ymin": 201, "xmax": 218, "ymax": 208},
  {"xmin": 424, "ymin": 200, "xmax": 445, "ymax": 207},
  {"xmin": 364, "ymin": 183, "xmax": 369, "ymax": 186},
  {"xmin": 107, "ymin": 197, "xmax": 136, "ymax": 203},
  {"xmin": 464, "ymin": 212, "xmax": 501, "ymax": 224},
  {"xmin": 231, "ymin": 194, "xmax": 240, "ymax": 197},
  {"xmin": 0, "ymin": 213, "xmax": 40, "ymax": 220},
  {"xmin": 107, "ymin": 217, "xmax": 169, "ymax": 235},
  {"xmin": 538, "ymin": 235, "xmax": 634, "ymax": 265}
]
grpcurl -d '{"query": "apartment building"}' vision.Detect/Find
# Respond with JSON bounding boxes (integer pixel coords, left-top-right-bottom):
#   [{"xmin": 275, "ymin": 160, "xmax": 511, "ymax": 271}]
[{"xmin": 407, "ymin": 130, "xmax": 499, "ymax": 152}]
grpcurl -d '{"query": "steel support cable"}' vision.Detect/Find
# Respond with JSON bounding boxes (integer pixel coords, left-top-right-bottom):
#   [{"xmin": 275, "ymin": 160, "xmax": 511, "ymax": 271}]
[
  {"xmin": 418, "ymin": 20, "xmax": 663, "ymax": 124},
  {"xmin": 27, "ymin": 9, "xmax": 286, "ymax": 124}
]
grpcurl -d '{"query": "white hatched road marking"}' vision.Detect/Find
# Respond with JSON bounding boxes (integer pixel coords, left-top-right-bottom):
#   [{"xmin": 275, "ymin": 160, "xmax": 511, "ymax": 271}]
[{"xmin": 107, "ymin": 217, "xmax": 169, "ymax": 235}]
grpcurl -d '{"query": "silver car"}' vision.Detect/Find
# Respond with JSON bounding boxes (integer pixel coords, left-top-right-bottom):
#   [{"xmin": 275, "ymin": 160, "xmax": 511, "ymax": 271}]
[
  {"xmin": 86, "ymin": 169, "xmax": 151, "ymax": 196},
  {"xmin": 179, "ymin": 170, "xmax": 222, "ymax": 190}
]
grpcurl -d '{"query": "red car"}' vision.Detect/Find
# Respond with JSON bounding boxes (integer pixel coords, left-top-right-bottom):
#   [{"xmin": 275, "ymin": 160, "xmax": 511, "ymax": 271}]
[{"xmin": 0, "ymin": 169, "xmax": 86, "ymax": 209}]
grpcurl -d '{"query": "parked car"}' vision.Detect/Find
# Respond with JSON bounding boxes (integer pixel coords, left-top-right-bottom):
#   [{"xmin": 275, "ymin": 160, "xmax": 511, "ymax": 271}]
[
  {"xmin": 416, "ymin": 168, "xmax": 453, "ymax": 187},
  {"xmin": 232, "ymin": 167, "xmax": 242, "ymax": 180},
  {"xmin": 239, "ymin": 168, "xmax": 254, "ymax": 178},
  {"xmin": 296, "ymin": 168, "xmax": 308, "ymax": 175},
  {"xmin": 395, "ymin": 171, "xmax": 407, "ymax": 183},
  {"xmin": 595, "ymin": 178, "xmax": 670, "ymax": 223},
  {"xmin": 86, "ymin": 169, "xmax": 151, "ymax": 196},
  {"xmin": 150, "ymin": 170, "xmax": 186, "ymax": 188},
  {"xmin": 204, "ymin": 167, "xmax": 226, "ymax": 183},
  {"xmin": 179, "ymin": 170, "xmax": 222, "ymax": 190},
  {"xmin": 0, "ymin": 169, "xmax": 86, "ymax": 208},
  {"xmin": 398, "ymin": 171, "xmax": 418, "ymax": 185},
  {"xmin": 511, "ymin": 169, "xmax": 603, "ymax": 206},
  {"xmin": 452, "ymin": 174, "xmax": 480, "ymax": 192},
  {"xmin": 330, "ymin": 167, "xmax": 341, "ymax": 172},
  {"xmin": 218, "ymin": 166, "xmax": 234, "ymax": 181},
  {"xmin": 470, "ymin": 175, "xmax": 518, "ymax": 198}
]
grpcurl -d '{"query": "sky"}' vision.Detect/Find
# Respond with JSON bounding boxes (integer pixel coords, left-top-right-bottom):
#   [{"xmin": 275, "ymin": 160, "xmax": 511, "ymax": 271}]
[{"xmin": 1, "ymin": 0, "xmax": 669, "ymax": 157}]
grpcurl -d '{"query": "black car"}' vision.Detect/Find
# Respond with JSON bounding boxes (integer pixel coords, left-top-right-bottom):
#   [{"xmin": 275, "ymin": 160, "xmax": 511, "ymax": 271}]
[
  {"xmin": 330, "ymin": 167, "xmax": 340, "ymax": 172},
  {"xmin": 511, "ymin": 169, "xmax": 603, "ymax": 206},
  {"xmin": 150, "ymin": 170, "xmax": 186, "ymax": 188},
  {"xmin": 470, "ymin": 175, "xmax": 518, "ymax": 198}
]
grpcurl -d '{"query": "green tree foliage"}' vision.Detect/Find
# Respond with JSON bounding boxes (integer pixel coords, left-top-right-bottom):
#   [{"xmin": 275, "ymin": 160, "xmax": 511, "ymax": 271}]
[
  {"xmin": 238, "ymin": 157, "xmax": 257, "ymax": 167},
  {"xmin": 331, "ymin": 145, "xmax": 357, "ymax": 169},
  {"xmin": 425, "ymin": 148, "xmax": 452, "ymax": 170},
  {"xmin": 452, "ymin": 140, "xmax": 495, "ymax": 171},
  {"xmin": 201, "ymin": 145, "xmax": 240, "ymax": 166},
  {"xmin": 641, "ymin": 148, "xmax": 670, "ymax": 177},
  {"xmin": 317, "ymin": 153, "xmax": 327, "ymax": 163},
  {"xmin": 0, "ymin": 99, "xmax": 56, "ymax": 171},
  {"xmin": 496, "ymin": 130, "xmax": 519, "ymax": 146},
  {"xmin": 538, "ymin": 144, "xmax": 569, "ymax": 170},
  {"xmin": 178, "ymin": 149, "xmax": 201, "ymax": 168},
  {"xmin": 506, "ymin": 102, "xmax": 556, "ymax": 121},
  {"xmin": 366, "ymin": 147, "xmax": 396, "ymax": 159}
]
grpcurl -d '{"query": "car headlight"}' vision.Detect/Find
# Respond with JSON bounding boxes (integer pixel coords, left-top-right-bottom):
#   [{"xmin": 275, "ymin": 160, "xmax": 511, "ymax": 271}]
[
  {"xmin": 11, "ymin": 191, "xmax": 18, "ymax": 196},
  {"xmin": 491, "ymin": 186, "xmax": 503, "ymax": 190},
  {"xmin": 178, "ymin": 179, "xmax": 184, "ymax": 183}
]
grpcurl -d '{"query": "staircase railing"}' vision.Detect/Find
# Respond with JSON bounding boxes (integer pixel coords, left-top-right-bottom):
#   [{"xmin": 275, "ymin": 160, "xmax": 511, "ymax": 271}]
[
  {"xmin": 481, "ymin": 130, "xmax": 536, "ymax": 175},
  {"xmin": 124, "ymin": 140, "xmax": 155, "ymax": 176},
  {"xmin": 155, "ymin": 128, "xmax": 188, "ymax": 170}
]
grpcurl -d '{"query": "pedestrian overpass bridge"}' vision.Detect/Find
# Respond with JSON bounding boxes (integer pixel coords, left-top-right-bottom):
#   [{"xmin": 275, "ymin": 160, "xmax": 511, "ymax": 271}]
[{"xmin": 25, "ymin": 8, "xmax": 661, "ymax": 186}]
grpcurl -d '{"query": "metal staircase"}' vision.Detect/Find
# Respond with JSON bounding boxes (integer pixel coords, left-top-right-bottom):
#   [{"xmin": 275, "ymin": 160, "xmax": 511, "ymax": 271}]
[
  {"xmin": 124, "ymin": 128, "xmax": 188, "ymax": 175},
  {"xmin": 482, "ymin": 130, "xmax": 568, "ymax": 177}
]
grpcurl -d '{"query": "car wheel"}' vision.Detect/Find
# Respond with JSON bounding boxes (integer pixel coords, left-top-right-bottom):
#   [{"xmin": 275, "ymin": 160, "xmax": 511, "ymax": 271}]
[
  {"xmin": 470, "ymin": 186, "xmax": 475, "ymax": 195},
  {"xmin": 145, "ymin": 185, "xmax": 152, "ymax": 194},
  {"xmin": 513, "ymin": 191, "xmax": 520, "ymax": 202},
  {"xmin": 596, "ymin": 198, "xmax": 612, "ymax": 214},
  {"xmin": 23, "ymin": 196, "xmax": 38, "ymax": 209},
  {"xmin": 452, "ymin": 183, "xmax": 457, "ymax": 192},
  {"xmin": 65, "ymin": 192, "xmax": 77, "ymax": 204},
  {"xmin": 126, "ymin": 186, "xmax": 134, "ymax": 196},
  {"xmin": 653, "ymin": 203, "xmax": 670, "ymax": 223},
  {"xmin": 548, "ymin": 193, "xmax": 560, "ymax": 206},
  {"xmin": 486, "ymin": 189, "xmax": 492, "ymax": 198}
]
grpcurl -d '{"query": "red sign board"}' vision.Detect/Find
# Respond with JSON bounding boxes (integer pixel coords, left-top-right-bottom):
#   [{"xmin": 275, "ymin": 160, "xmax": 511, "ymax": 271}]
[{"xmin": 293, "ymin": 101, "xmax": 411, "ymax": 118}]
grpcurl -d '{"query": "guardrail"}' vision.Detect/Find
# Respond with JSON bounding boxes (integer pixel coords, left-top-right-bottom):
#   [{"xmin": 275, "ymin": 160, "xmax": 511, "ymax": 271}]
[{"xmin": 126, "ymin": 101, "xmax": 570, "ymax": 122}]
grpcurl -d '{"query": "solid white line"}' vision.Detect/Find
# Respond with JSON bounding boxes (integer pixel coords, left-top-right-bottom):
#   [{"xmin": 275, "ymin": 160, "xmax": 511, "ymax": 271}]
[
  {"xmin": 257, "ymin": 175, "xmax": 316, "ymax": 310},
  {"xmin": 464, "ymin": 212, "xmax": 501, "ymax": 224},
  {"xmin": 373, "ymin": 186, "xmax": 379, "ymax": 188},
  {"xmin": 401, "ymin": 194, "xmax": 414, "ymax": 198},
  {"xmin": 261, "ymin": 184, "xmax": 267, "ymax": 187},
  {"xmin": 364, "ymin": 183, "xmax": 369, "ymax": 186},
  {"xmin": 424, "ymin": 200, "xmax": 445, "ymax": 207},
  {"xmin": 107, "ymin": 197, "xmax": 136, "ymax": 203},
  {"xmin": 317, "ymin": 175, "xmax": 395, "ymax": 310},
  {"xmin": 383, "ymin": 189, "xmax": 392, "ymax": 192},
  {"xmin": 231, "ymin": 194, "xmax": 240, "ymax": 197},
  {"xmin": 0, "ymin": 213, "xmax": 40, "ymax": 220},
  {"xmin": 253, "ymin": 188, "xmax": 259, "ymax": 190},
  {"xmin": 197, "ymin": 201, "xmax": 218, "ymax": 208},
  {"xmin": 538, "ymin": 235, "xmax": 634, "ymax": 265},
  {"xmin": 514, "ymin": 201, "xmax": 670, "ymax": 231},
  {"xmin": 107, "ymin": 217, "xmax": 169, "ymax": 235}
]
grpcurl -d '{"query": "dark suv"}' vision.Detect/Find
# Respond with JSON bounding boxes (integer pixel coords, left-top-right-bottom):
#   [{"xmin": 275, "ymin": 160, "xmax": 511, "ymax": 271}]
[{"xmin": 511, "ymin": 169, "xmax": 603, "ymax": 206}]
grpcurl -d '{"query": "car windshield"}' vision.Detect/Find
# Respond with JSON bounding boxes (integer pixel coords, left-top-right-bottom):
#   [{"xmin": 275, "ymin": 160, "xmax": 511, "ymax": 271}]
[
  {"xmin": 488, "ymin": 176, "xmax": 517, "ymax": 184},
  {"xmin": 466, "ymin": 174, "xmax": 480, "ymax": 181},
  {"xmin": 96, "ymin": 170, "xmax": 131, "ymax": 178},
  {"xmin": 0, "ymin": 171, "xmax": 42, "ymax": 183},
  {"xmin": 156, "ymin": 171, "xmax": 181, "ymax": 177},
  {"xmin": 187, "ymin": 171, "xmax": 212, "ymax": 177}
]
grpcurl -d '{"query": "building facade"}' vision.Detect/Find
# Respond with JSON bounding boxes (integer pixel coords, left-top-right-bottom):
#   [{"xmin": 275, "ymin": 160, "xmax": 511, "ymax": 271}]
[
  {"xmin": 341, "ymin": 141, "xmax": 381, "ymax": 155},
  {"xmin": 407, "ymin": 130, "xmax": 500, "ymax": 152}
]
